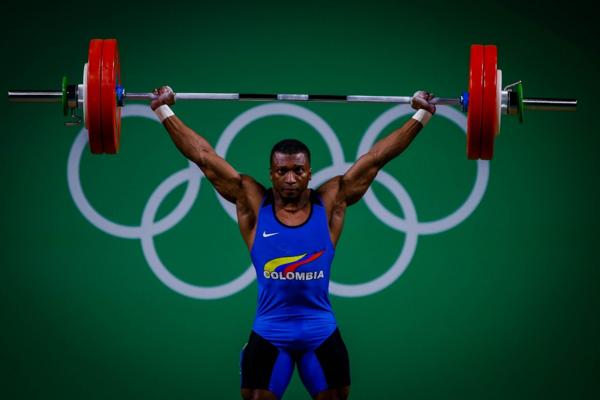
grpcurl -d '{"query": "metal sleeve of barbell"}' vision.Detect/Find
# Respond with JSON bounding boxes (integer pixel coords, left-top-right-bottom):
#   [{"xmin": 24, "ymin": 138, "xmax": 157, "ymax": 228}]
[
  {"xmin": 7, "ymin": 91, "xmax": 63, "ymax": 102},
  {"xmin": 523, "ymin": 98, "xmax": 578, "ymax": 111}
]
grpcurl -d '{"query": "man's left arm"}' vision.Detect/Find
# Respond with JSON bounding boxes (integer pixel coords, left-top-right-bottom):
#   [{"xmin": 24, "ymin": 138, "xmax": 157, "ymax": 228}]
[{"xmin": 320, "ymin": 91, "xmax": 436, "ymax": 206}]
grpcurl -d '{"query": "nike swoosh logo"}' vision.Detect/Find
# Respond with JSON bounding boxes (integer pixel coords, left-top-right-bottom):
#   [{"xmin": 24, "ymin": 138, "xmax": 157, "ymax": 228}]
[{"xmin": 262, "ymin": 231, "xmax": 279, "ymax": 238}]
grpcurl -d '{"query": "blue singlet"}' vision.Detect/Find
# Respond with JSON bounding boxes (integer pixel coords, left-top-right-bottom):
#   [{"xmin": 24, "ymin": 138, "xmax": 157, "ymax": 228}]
[{"xmin": 250, "ymin": 189, "xmax": 337, "ymax": 351}]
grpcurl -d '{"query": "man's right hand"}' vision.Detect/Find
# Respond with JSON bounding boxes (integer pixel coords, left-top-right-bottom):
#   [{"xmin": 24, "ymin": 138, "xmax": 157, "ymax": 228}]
[{"xmin": 150, "ymin": 86, "xmax": 176, "ymax": 110}]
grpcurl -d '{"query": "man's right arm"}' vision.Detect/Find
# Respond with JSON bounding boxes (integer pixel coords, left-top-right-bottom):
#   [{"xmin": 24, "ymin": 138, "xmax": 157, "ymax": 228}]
[
  {"xmin": 151, "ymin": 86, "xmax": 265, "ymax": 205},
  {"xmin": 161, "ymin": 114, "xmax": 245, "ymax": 203}
]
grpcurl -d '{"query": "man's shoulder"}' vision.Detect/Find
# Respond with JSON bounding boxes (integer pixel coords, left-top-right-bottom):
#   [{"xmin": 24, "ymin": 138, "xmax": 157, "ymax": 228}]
[
  {"xmin": 315, "ymin": 175, "xmax": 342, "ymax": 197},
  {"xmin": 239, "ymin": 175, "xmax": 267, "ymax": 193}
]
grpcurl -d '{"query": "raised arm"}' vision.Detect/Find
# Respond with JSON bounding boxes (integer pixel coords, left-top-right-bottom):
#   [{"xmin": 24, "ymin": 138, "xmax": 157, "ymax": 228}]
[
  {"xmin": 151, "ymin": 86, "xmax": 265, "ymax": 202},
  {"xmin": 318, "ymin": 91, "xmax": 436, "ymax": 207},
  {"xmin": 151, "ymin": 86, "xmax": 265, "ymax": 247}
]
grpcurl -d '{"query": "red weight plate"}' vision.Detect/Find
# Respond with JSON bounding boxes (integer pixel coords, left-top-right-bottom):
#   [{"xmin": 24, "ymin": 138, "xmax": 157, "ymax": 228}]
[
  {"xmin": 87, "ymin": 39, "xmax": 104, "ymax": 154},
  {"xmin": 100, "ymin": 39, "xmax": 121, "ymax": 154},
  {"xmin": 467, "ymin": 44, "xmax": 484, "ymax": 160},
  {"xmin": 481, "ymin": 45, "xmax": 498, "ymax": 160}
]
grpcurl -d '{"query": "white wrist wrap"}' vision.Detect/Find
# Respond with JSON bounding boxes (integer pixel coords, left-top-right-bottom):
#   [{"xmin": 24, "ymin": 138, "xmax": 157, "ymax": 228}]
[
  {"xmin": 154, "ymin": 105, "xmax": 175, "ymax": 123},
  {"xmin": 411, "ymin": 109, "xmax": 432, "ymax": 126}
]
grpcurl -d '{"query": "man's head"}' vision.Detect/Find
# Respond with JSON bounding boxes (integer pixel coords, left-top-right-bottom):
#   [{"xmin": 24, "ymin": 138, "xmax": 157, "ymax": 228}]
[{"xmin": 269, "ymin": 139, "xmax": 312, "ymax": 202}]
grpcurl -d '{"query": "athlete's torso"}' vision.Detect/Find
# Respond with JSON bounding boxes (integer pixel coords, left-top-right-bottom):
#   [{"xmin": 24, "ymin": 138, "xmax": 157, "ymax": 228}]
[{"xmin": 250, "ymin": 189, "xmax": 337, "ymax": 350}]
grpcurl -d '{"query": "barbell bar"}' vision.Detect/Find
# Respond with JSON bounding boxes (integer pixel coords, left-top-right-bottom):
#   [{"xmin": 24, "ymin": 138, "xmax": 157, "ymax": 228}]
[{"xmin": 7, "ymin": 39, "xmax": 577, "ymax": 159}]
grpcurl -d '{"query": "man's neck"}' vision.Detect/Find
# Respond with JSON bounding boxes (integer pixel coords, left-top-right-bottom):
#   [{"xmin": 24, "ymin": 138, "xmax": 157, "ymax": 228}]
[{"xmin": 273, "ymin": 189, "xmax": 311, "ymax": 213}]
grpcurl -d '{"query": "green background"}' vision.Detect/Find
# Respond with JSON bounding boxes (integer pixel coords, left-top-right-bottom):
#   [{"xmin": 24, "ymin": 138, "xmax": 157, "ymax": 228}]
[{"xmin": 1, "ymin": 1, "xmax": 598, "ymax": 399}]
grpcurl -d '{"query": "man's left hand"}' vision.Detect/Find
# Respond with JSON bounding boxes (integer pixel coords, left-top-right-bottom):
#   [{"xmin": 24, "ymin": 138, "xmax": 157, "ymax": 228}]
[{"xmin": 411, "ymin": 91, "xmax": 436, "ymax": 114}]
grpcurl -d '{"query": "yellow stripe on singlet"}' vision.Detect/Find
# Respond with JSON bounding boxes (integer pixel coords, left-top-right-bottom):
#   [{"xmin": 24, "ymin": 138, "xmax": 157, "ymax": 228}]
[{"xmin": 263, "ymin": 254, "xmax": 307, "ymax": 273}]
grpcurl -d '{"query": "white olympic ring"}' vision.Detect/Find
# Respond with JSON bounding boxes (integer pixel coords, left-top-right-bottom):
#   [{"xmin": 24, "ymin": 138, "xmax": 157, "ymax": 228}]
[{"xmin": 67, "ymin": 103, "xmax": 490, "ymax": 299}]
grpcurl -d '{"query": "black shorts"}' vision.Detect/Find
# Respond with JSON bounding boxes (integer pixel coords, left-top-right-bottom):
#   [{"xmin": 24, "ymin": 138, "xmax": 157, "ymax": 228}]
[{"xmin": 240, "ymin": 328, "xmax": 350, "ymax": 398}]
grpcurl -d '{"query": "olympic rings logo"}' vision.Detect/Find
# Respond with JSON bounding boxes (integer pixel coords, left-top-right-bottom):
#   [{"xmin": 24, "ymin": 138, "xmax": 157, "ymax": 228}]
[{"xmin": 67, "ymin": 104, "xmax": 490, "ymax": 299}]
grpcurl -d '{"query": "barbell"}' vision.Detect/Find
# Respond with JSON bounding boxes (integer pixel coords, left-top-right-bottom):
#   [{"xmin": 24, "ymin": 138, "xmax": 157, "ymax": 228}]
[{"xmin": 7, "ymin": 38, "xmax": 577, "ymax": 159}]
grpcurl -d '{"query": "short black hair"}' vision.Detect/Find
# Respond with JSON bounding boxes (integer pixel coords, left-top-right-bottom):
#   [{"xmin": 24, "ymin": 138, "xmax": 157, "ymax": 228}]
[{"xmin": 270, "ymin": 139, "xmax": 311, "ymax": 164}]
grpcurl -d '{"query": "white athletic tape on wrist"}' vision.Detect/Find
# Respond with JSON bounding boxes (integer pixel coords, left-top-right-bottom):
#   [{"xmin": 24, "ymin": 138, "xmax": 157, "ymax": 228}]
[
  {"xmin": 411, "ymin": 109, "xmax": 432, "ymax": 126},
  {"xmin": 154, "ymin": 105, "xmax": 175, "ymax": 123}
]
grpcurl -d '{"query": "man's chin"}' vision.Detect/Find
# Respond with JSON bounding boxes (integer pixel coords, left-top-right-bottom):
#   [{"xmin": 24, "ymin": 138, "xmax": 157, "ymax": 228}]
[{"xmin": 280, "ymin": 189, "xmax": 301, "ymax": 201}]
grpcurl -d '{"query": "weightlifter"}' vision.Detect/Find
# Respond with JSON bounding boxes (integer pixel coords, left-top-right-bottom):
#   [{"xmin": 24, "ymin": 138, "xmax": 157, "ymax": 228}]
[{"xmin": 151, "ymin": 86, "xmax": 436, "ymax": 400}]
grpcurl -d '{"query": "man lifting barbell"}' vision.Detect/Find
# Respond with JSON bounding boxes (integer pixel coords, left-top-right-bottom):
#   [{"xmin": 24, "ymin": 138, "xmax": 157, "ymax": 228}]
[
  {"xmin": 5, "ymin": 38, "xmax": 579, "ymax": 398},
  {"xmin": 8, "ymin": 39, "xmax": 577, "ymax": 399},
  {"xmin": 150, "ymin": 85, "xmax": 436, "ymax": 400},
  {"xmin": 3, "ymin": 37, "xmax": 581, "ymax": 400}
]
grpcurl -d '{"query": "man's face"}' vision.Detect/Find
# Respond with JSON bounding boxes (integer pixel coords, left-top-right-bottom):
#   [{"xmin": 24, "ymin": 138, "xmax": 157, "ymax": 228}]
[{"xmin": 270, "ymin": 152, "xmax": 311, "ymax": 201}]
